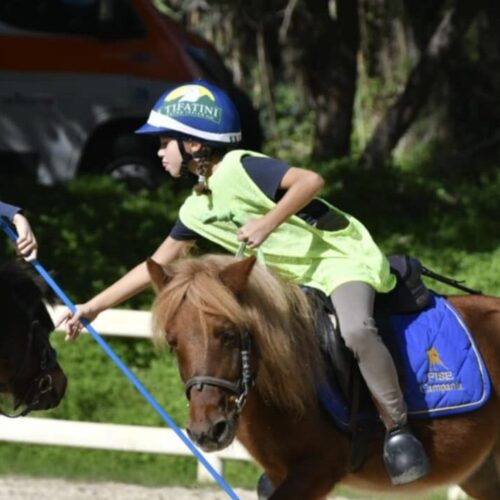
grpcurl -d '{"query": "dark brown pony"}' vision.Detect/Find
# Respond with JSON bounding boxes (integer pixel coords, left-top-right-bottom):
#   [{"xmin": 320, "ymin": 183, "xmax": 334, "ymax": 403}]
[
  {"xmin": 0, "ymin": 261, "xmax": 67, "ymax": 416},
  {"xmin": 147, "ymin": 254, "xmax": 500, "ymax": 500}
]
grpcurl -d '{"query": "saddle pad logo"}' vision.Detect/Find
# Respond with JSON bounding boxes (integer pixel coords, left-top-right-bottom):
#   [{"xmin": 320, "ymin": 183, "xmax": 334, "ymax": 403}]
[
  {"xmin": 160, "ymin": 84, "xmax": 222, "ymax": 123},
  {"xmin": 421, "ymin": 346, "xmax": 464, "ymax": 394},
  {"xmin": 426, "ymin": 346, "xmax": 448, "ymax": 369}
]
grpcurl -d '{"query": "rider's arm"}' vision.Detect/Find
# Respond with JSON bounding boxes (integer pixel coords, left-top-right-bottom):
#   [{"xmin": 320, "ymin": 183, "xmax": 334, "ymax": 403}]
[
  {"xmin": 58, "ymin": 236, "xmax": 194, "ymax": 338},
  {"xmin": 265, "ymin": 167, "xmax": 324, "ymax": 228},
  {"xmin": 92, "ymin": 236, "xmax": 193, "ymax": 310},
  {"xmin": 237, "ymin": 167, "xmax": 324, "ymax": 248}
]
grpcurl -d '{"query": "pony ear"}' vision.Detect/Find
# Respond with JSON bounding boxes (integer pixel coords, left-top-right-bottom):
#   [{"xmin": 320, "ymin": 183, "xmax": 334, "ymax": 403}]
[
  {"xmin": 146, "ymin": 258, "xmax": 173, "ymax": 293},
  {"xmin": 219, "ymin": 256, "xmax": 257, "ymax": 296}
]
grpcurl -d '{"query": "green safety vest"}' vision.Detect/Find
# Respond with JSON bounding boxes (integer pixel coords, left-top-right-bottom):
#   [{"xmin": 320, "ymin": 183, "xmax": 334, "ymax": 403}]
[{"xmin": 179, "ymin": 150, "xmax": 396, "ymax": 295}]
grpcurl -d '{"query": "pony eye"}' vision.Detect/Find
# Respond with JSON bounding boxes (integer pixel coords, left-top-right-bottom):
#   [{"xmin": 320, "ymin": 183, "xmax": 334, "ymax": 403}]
[
  {"xmin": 165, "ymin": 336, "xmax": 177, "ymax": 353},
  {"xmin": 220, "ymin": 330, "xmax": 237, "ymax": 346}
]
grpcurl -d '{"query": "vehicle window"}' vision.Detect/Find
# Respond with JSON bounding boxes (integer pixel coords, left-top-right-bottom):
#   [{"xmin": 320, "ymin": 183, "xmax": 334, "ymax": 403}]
[
  {"xmin": 0, "ymin": 0, "xmax": 145, "ymax": 39},
  {"xmin": 0, "ymin": 0, "xmax": 98, "ymax": 35}
]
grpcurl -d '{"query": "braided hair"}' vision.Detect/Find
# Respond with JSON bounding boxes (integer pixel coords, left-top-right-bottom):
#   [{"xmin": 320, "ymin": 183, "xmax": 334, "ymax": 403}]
[{"xmin": 191, "ymin": 145, "xmax": 228, "ymax": 195}]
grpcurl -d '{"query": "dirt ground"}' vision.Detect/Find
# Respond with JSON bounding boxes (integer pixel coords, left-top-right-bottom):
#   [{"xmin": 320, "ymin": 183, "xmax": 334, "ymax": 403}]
[
  {"xmin": 0, "ymin": 476, "xmax": 462, "ymax": 499},
  {"xmin": 0, "ymin": 476, "xmax": 256, "ymax": 500},
  {"xmin": 0, "ymin": 476, "xmax": 361, "ymax": 500}
]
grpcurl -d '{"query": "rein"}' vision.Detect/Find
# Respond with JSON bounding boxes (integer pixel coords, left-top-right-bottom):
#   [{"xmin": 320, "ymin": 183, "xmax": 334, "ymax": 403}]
[
  {"xmin": 421, "ymin": 266, "xmax": 482, "ymax": 295},
  {"xmin": 184, "ymin": 330, "xmax": 254, "ymax": 413}
]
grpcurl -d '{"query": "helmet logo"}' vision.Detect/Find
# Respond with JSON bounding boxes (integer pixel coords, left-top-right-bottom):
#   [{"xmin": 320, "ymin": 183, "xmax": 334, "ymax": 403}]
[{"xmin": 160, "ymin": 85, "xmax": 222, "ymax": 124}]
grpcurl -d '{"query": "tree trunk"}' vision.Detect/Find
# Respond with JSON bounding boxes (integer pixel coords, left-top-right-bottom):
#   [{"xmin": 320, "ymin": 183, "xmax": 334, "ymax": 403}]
[
  {"xmin": 360, "ymin": 0, "xmax": 396, "ymax": 80},
  {"xmin": 313, "ymin": 0, "xmax": 360, "ymax": 160},
  {"xmin": 360, "ymin": 0, "xmax": 482, "ymax": 169},
  {"xmin": 286, "ymin": 0, "xmax": 360, "ymax": 160}
]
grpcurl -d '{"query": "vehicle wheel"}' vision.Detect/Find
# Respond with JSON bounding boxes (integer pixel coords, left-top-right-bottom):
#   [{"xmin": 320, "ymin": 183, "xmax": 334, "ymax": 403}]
[{"xmin": 104, "ymin": 156, "xmax": 162, "ymax": 191}]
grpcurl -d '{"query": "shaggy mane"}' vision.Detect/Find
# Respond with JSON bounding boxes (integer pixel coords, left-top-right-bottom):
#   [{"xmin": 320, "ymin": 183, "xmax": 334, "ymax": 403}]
[{"xmin": 151, "ymin": 254, "xmax": 325, "ymax": 415}]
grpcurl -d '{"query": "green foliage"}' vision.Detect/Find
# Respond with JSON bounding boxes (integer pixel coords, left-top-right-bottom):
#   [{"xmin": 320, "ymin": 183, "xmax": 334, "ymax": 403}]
[{"xmin": 262, "ymin": 83, "xmax": 314, "ymax": 163}]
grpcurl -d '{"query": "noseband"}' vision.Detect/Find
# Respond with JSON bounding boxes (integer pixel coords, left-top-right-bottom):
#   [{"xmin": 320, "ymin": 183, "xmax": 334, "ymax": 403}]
[
  {"xmin": 184, "ymin": 330, "xmax": 255, "ymax": 413},
  {"xmin": 0, "ymin": 319, "xmax": 58, "ymax": 417}
]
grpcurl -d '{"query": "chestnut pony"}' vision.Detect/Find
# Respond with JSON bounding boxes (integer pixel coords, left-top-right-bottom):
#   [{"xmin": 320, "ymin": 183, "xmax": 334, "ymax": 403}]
[
  {"xmin": 148, "ymin": 254, "xmax": 500, "ymax": 500},
  {"xmin": 0, "ymin": 261, "xmax": 67, "ymax": 416}
]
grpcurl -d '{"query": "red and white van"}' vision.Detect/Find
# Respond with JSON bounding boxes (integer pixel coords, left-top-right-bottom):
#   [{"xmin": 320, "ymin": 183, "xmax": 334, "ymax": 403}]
[{"xmin": 0, "ymin": 0, "xmax": 261, "ymax": 188}]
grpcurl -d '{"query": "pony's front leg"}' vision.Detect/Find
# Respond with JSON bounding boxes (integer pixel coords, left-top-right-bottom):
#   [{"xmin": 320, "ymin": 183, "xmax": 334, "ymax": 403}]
[{"xmin": 267, "ymin": 459, "xmax": 342, "ymax": 500}]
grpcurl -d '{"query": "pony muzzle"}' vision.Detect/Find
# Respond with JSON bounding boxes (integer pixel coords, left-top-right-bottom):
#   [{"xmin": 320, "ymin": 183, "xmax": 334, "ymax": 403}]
[{"xmin": 186, "ymin": 385, "xmax": 237, "ymax": 451}]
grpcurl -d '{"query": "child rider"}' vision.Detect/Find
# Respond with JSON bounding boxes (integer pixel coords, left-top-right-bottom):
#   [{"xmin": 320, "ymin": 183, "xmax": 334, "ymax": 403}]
[{"xmin": 58, "ymin": 80, "xmax": 430, "ymax": 485}]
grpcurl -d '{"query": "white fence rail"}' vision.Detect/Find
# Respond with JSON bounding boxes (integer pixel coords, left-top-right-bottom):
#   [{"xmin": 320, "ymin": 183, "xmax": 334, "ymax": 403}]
[
  {"xmin": 0, "ymin": 305, "xmax": 465, "ymax": 498},
  {"xmin": 0, "ymin": 305, "xmax": 252, "ymax": 483}
]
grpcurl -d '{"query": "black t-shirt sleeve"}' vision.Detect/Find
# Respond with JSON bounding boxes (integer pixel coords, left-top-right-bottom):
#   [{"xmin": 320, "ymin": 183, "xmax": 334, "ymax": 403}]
[
  {"xmin": 169, "ymin": 218, "xmax": 198, "ymax": 241},
  {"xmin": 241, "ymin": 156, "xmax": 289, "ymax": 200},
  {"xmin": 242, "ymin": 156, "xmax": 328, "ymax": 224}
]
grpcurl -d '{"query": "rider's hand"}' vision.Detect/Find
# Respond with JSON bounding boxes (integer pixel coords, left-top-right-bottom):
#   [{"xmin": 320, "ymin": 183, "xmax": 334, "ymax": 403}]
[
  {"xmin": 237, "ymin": 217, "xmax": 274, "ymax": 249},
  {"xmin": 56, "ymin": 302, "xmax": 100, "ymax": 342},
  {"xmin": 12, "ymin": 213, "xmax": 38, "ymax": 261}
]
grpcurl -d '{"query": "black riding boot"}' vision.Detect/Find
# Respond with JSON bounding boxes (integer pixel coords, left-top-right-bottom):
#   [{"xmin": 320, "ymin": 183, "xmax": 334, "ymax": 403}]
[{"xmin": 383, "ymin": 424, "xmax": 431, "ymax": 485}]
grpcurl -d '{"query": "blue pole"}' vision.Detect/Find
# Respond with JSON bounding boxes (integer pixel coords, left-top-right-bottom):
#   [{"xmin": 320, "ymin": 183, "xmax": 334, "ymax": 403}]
[{"xmin": 0, "ymin": 217, "xmax": 239, "ymax": 500}]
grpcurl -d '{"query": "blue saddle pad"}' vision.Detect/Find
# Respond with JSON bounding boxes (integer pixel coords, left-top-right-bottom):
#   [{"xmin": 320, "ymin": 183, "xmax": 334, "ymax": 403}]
[{"xmin": 319, "ymin": 293, "xmax": 491, "ymax": 432}]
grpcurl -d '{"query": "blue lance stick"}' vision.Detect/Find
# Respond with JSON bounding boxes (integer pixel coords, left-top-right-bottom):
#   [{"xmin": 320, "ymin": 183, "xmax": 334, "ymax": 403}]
[{"xmin": 0, "ymin": 217, "xmax": 239, "ymax": 500}]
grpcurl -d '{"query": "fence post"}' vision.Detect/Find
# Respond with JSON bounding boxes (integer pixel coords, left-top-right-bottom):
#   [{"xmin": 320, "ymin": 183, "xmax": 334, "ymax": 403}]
[{"xmin": 197, "ymin": 455, "xmax": 223, "ymax": 482}]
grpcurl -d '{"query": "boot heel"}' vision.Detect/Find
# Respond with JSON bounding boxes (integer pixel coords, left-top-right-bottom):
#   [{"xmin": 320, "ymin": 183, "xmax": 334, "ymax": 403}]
[{"xmin": 383, "ymin": 424, "xmax": 431, "ymax": 485}]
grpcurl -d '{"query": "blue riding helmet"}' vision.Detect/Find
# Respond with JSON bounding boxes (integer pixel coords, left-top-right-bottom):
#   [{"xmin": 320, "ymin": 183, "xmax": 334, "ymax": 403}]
[{"xmin": 136, "ymin": 80, "xmax": 242, "ymax": 147}]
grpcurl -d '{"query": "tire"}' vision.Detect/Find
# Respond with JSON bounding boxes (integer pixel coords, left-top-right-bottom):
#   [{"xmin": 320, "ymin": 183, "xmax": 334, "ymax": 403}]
[{"xmin": 104, "ymin": 156, "xmax": 163, "ymax": 191}]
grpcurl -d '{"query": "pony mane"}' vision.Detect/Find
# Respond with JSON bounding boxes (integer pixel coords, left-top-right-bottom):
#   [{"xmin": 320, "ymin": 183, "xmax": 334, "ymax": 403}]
[
  {"xmin": 151, "ymin": 254, "xmax": 325, "ymax": 416},
  {"xmin": 0, "ymin": 261, "xmax": 55, "ymax": 333},
  {"xmin": 0, "ymin": 261, "xmax": 55, "ymax": 303}
]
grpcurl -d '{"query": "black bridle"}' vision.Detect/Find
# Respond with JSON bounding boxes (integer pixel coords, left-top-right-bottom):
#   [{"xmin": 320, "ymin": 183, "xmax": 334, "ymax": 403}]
[
  {"xmin": 0, "ymin": 319, "xmax": 57, "ymax": 417},
  {"xmin": 184, "ymin": 330, "xmax": 255, "ymax": 414}
]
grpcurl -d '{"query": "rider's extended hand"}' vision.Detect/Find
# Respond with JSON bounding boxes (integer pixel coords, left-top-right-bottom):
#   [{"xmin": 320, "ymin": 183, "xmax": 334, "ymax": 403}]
[{"xmin": 56, "ymin": 302, "xmax": 99, "ymax": 342}]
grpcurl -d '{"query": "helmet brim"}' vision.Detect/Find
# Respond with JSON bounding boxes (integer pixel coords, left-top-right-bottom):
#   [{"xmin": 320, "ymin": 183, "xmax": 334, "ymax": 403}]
[{"xmin": 135, "ymin": 123, "xmax": 166, "ymax": 135}]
